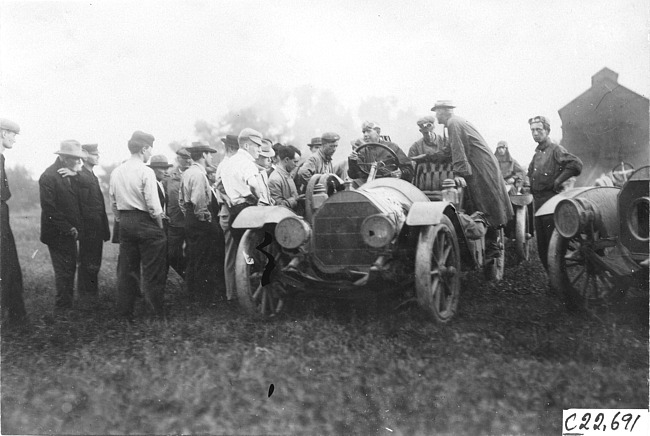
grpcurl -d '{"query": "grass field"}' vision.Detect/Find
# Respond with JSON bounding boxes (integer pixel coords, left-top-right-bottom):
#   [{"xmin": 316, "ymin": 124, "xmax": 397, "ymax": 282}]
[{"xmin": 1, "ymin": 211, "xmax": 648, "ymax": 435}]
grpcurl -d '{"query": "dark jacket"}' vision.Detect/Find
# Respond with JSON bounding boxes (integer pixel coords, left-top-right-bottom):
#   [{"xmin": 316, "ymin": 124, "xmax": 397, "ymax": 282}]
[
  {"xmin": 77, "ymin": 165, "xmax": 110, "ymax": 241},
  {"xmin": 39, "ymin": 158, "xmax": 83, "ymax": 245}
]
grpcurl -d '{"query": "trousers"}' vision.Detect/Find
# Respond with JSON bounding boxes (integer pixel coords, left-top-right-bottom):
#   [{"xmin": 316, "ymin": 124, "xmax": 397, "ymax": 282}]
[
  {"xmin": 48, "ymin": 236, "xmax": 78, "ymax": 308},
  {"xmin": 77, "ymin": 236, "xmax": 103, "ymax": 296},
  {"xmin": 167, "ymin": 225, "xmax": 186, "ymax": 278},
  {"xmin": 117, "ymin": 210, "xmax": 167, "ymax": 317},
  {"xmin": 184, "ymin": 208, "xmax": 221, "ymax": 300}
]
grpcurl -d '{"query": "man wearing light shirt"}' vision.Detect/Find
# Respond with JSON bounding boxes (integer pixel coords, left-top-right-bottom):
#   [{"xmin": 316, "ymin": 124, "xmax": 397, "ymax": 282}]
[
  {"xmin": 179, "ymin": 142, "xmax": 220, "ymax": 301},
  {"xmin": 220, "ymin": 128, "xmax": 264, "ymax": 243},
  {"xmin": 109, "ymin": 131, "xmax": 166, "ymax": 320}
]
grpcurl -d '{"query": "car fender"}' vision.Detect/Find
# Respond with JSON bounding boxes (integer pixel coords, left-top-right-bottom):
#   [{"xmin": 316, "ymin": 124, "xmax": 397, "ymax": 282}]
[
  {"xmin": 406, "ymin": 201, "xmax": 455, "ymax": 226},
  {"xmin": 535, "ymin": 187, "xmax": 610, "ymax": 216},
  {"xmin": 231, "ymin": 205, "xmax": 299, "ymax": 229}
]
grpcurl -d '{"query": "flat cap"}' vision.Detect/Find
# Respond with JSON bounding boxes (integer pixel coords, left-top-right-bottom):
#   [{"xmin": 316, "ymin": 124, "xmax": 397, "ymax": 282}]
[
  {"xmin": 431, "ymin": 100, "xmax": 456, "ymax": 110},
  {"xmin": 496, "ymin": 140, "xmax": 508, "ymax": 149},
  {"xmin": 416, "ymin": 116, "xmax": 436, "ymax": 127},
  {"xmin": 0, "ymin": 118, "xmax": 20, "ymax": 134},
  {"xmin": 238, "ymin": 128, "xmax": 263, "ymax": 146},
  {"xmin": 321, "ymin": 132, "xmax": 340, "ymax": 143},
  {"xmin": 82, "ymin": 143, "xmax": 99, "ymax": 154},
  {"xmin": 187, "ymin": 141, "xmax": 217, "ymax": 154},
  {"xmin": 128, "ymin": 130, "xmax": 155, "ymax": 149},
  {"xmin": 308, "ymin": 137, "xmax": 322, "ymax": 148},
  {"xmin": 55, "ymin": 140, "xmax": 86, "ymax": 158},
  {"xmin": 148, "ymin": 154, "xmax": 173, "ymax": 168},
  {"xmin": 220, "ymin": 134, "xmax": 239, "ymax": 148},
  {"xmin": 176, "ymin": 147, "xmax": 191, "ymax": 158},
  {"xmin": 361, "ymin": 121, "xmax": 381, "ymax": 132},
  {"xmin": 259, "ymin": 139, "xmax": 275, "ymax": 158}
]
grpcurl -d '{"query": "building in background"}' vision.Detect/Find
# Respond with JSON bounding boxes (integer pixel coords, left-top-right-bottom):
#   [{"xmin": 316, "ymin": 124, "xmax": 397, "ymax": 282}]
[{"xmin": 559, "ymin": 67, "xmax": 649, "ymax": 186}]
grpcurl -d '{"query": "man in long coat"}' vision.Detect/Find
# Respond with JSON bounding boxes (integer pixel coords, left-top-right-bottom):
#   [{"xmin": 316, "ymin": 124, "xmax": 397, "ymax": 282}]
[
  {"xmin": 39, "ymin": 140, "xmax": 85, "ymax": 309},
  {"xmin": 432, "ymin": 101, "xmax": 513, "ymax": 256},
  {"xmin": 1, "ymin": 118, "xmax": 27, "ymax": 325}
]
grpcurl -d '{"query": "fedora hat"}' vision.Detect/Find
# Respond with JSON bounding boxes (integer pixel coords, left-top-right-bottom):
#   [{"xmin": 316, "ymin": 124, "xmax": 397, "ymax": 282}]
[
  {"xmin": 54, "ymin": 140, "xmax": 86, "ymax": 158},
  {"xmin": 148, "ymin": 154, "xmax": 173, "ymax": 168},
  {"xmin": 259, "ymin": 139, "xmax": 275, "ymax": 158},
  {"xmin": 307, "ymin": 137, "xmax": 322, "ymax": 148},
  {"xmin": 187, "ymin": 142, "xmax": 217, "ymax": 154},
  {"xmin": 431, "ymin": 100, "xmax": 456, "ymax": 110}
]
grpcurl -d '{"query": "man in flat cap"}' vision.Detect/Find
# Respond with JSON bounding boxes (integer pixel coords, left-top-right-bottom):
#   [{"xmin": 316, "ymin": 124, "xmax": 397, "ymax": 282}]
[
  {"xmin": 39, "ymin": 140, "xmax": 85, "ymax": 310},
  {"xmin": 296, "ymin": 132, "xmax": 339, "ymax": 193},
  {"xmin": 0, "ymin": 118, "xmax": 27, "ymax": 325},
  {"xmin": 164, "ymin": 147, "xmax": 193, "ymax": 278},
  {"xmin": 179, "ymin": 142, "xmax": 221, "ymax": 301},
  {"xmin": 269, "ymin": 144, "xmax": 302, "ymax": 211},
  {"xmin": 254, "ymin": 139, "xmax": 275, "ymax": 206},
  {"xmin": 348, "ymin": 122, "xmax": 413, "ymax": 186},
  {"xmin": 109, "ymin": 131, "xmax": 167, "ymax": 320},
  {"xmin": 408, "ymin": 116, "xmax": 452, "ymax": 191},
  {"xmin": 220, "ymin": 128, "xmax": 265, "ymax": 243},
  {"xmin": 432, "ymin": 101, "xmax": 513, "ymax": 257},
  {"xmin": 74, "ymin": 144, "xmax": 111, "ymax": 307},
  {"xmin": 527, "ymin": 115, "xmax": 583, "ymax": 269},
  {"xmin": 215, "ymin": 134, "xmax": 242, "ymax": 301}
]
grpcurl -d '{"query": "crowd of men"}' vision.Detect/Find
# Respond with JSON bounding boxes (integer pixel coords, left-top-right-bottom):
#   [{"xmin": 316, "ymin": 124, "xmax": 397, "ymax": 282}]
[{"xmin": 0, "ymin": 103, "xmax": 582, "ymax": 324}]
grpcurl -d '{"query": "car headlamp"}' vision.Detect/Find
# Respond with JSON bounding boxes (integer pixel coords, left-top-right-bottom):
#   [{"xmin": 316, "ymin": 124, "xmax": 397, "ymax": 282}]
[
  {"xmin": 275, "ymin": 216, "xmax": 311, "ymax": 249},
  {"xmin": 627, "ymin": 196, "xmax": 649, "ymax": 241},
  {"xmin": 554, "ymin": 198, "xmax": 598, "ymax": 238},
  {"xmin": 360, "ymin": 214, "xmax": 396, "ymax": 248}
]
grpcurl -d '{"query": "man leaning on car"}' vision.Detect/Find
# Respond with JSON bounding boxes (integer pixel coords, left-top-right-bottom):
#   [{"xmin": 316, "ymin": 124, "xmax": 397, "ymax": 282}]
[{"xmin": 527, "ymin": 115, "xmax": 583, "ymax": 270}]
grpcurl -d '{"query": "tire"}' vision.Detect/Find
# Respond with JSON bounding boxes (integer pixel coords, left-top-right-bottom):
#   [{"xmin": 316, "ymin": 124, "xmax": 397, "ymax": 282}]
[
  {"xmin": 514, "ymin": 206, "xmax": 530, "ymax": 261},
  {"xmin": 235, "ymin": 229, "xmax": 287, "ymax": 319},
  {"xmin": 415, "ymin": 216, "xmax": 461, "ymax": 323},
  {"xmin": 548, "ymin": 230, "xmax": 629, "ymax": 312},
  {"xmin": 484, "ymin": 228, "xmax": 505, "ymax": 282}
]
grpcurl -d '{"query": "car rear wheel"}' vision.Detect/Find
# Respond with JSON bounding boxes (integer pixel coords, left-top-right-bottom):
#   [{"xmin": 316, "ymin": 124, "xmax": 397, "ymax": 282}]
[
  {"xmin": 514, "ymin": 206, "xmax": 530, "ymax": 261},
  {"xmin": 236, "ymin": 229, "xmax": 287, "ymax": 319},
  {"xmin": 415, "ymin": 216, "xmax": 461, "ymax": 323},
  {"xmin": 548, "ymin": 230, "xmax": 629, "ymax": 312}
]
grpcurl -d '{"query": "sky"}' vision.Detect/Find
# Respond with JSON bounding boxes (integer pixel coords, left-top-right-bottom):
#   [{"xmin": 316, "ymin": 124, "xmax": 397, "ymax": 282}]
[{"xmin": 1, "ymin": 0, "xmax": 648, "ymax": 178}]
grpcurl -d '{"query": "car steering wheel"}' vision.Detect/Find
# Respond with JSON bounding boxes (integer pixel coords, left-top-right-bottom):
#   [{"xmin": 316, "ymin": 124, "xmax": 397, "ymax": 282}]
[
  {"xmin": 354, "ymin": 142, "xmax": 400, "ymax": 176},
  {"xmin": 611, "ymin": 162, "xmax": 634, "ymax": 185}
]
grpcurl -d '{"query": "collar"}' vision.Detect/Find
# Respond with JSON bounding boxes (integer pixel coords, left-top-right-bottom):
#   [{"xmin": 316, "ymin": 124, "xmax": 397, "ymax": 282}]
[
  {"xmin": 275, "ymin": 166, "xmax": 291, "ymax": 178},
  {"xmin": 190, "ymin": 162, "xmax": 207, "ymax": 175},
  {"xmin": 535, "ymin": 138, "xmax": 551, "ymax": 151},
  {"xmin": 317, "ymin": 149, "xmax": 332, "ymax": 162},
  {"xmin": 236, "ymin": 148, "xmax": 255, "ymax": 162}
]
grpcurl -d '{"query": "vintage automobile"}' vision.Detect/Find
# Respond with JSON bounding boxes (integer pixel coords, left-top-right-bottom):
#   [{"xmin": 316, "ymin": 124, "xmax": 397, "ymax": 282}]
[
  {"xmin": 231, "ymin": 142, "xmax": 505, "ymax": 323},
  {"xmin": 540, "ymin": 165, "xmax": 649, "ymax": 311}
]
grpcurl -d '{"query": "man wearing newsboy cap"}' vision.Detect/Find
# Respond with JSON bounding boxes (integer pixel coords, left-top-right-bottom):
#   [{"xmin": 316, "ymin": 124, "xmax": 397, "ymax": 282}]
[
  {"xmin": 527, "ymin": 115, "xmax": 582, "ymax": 269},
  {"xmin": 408, "ymin": 116, "xmax": 452, "ymax": 191},
  {"xmin": 432, "ymin": 100, "xmax": 513, "ymax": 258},
  {"xmin": 219, "ymin": 128, "xmax": 265, "ymax": 243},
  {"xmin": 296, "ymin": 132, "xmax": 340, "ymax": 193},
  {"xmin": 39, "ymin": 140, "xmax": 85, "ymax": 311},
  {"xmin": 109, "ymin": 131, "xmax": 167, "ymax": 320},
  {"xmin": 1, "ymin": 118, "xmax": 28, "ymax": 325},
  {"xmin": 179, "ymin": 142, "xmax": 221, "ymax": 301}
]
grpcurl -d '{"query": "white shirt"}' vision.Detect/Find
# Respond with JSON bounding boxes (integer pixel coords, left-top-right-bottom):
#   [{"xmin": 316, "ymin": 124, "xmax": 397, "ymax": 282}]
[
  {"xmin": 109, "ymin": 156, "xmax": 163, "ymax": 220},
  {"xmin": 220, "ymin": 149, "xmax": 260, "ymax": 205}
]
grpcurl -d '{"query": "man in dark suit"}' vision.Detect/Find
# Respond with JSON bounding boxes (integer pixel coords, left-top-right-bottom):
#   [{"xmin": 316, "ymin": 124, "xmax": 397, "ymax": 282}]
[
  {"xmin": 147, "ymin": 155, "xmax": 173, "ymax": 217},
  {"xmin": 1, "ymin": 118, "xmax": 27, "ymax": 325},
  {"xmin": 39, "ymin": 140, "xmax": 85, "ymax": 310},
  {"xmin": 76, "ymin": 144, "xmax": 110, "ymax": 306}
]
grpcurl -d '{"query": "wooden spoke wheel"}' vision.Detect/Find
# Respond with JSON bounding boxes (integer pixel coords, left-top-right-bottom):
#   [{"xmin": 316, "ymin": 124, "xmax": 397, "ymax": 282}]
[
  {"xmin": 415, "ymin": 216, "xmax": 461, "ymax": 323},
  {"xmin": 236, "ymin": 229, "xmax": 288, "ymax": 319},
  {"xmin": 548, "ymin": 230, "xmax": 629, "ymax": 312}
]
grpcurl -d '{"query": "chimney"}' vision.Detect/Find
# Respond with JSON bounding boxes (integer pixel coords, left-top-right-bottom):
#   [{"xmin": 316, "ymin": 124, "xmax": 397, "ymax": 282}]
[{"xmin": 591, "ymin": 67, "xmax": 619, "ymax": 87}]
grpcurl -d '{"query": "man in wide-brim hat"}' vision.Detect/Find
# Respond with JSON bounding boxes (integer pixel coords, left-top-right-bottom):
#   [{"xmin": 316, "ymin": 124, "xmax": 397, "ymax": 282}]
[
  {"xmin": 1, "ymin": 118, "xmax": 28, "ymax": 325},
  {"xmin": 39, "ymin": 140, "xmax": 86, "ymax": 310}
]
